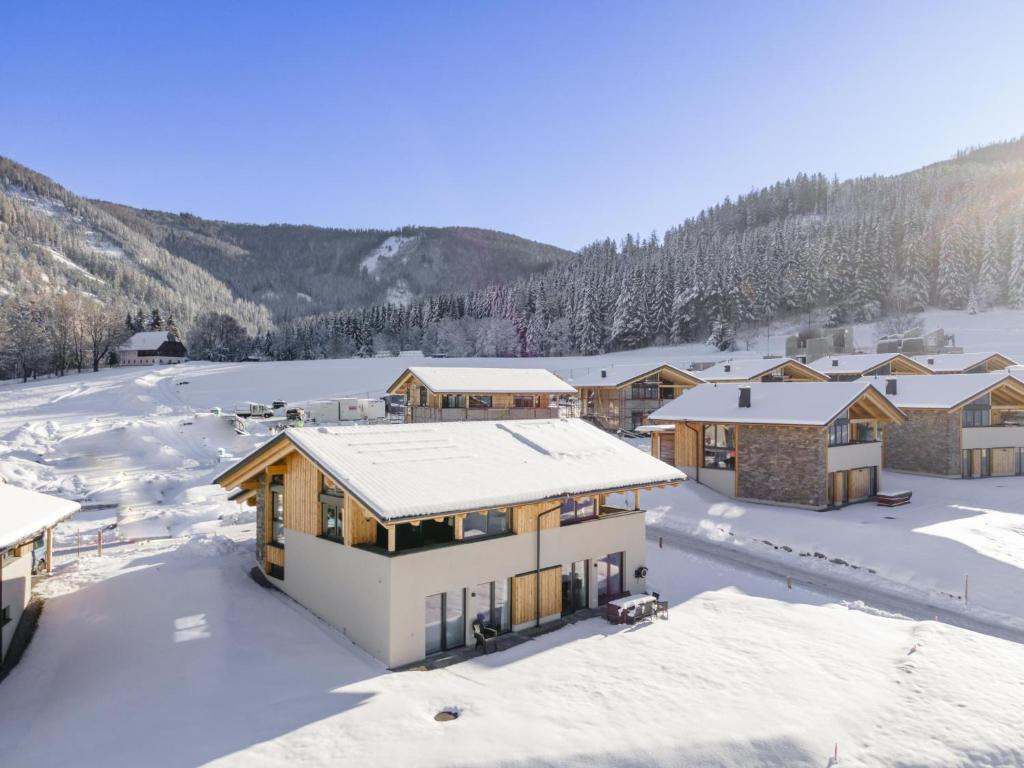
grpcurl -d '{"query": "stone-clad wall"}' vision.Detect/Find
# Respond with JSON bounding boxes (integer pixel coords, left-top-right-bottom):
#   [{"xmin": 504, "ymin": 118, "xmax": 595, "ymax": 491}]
[
  {"xmin": 737, "ymin": 425, "xmax": 828, "ymax": 508},
  {"xmin": 255, "ymin": 479, "xmax": 266, "ymax": 565},
  {"xmin": 883, "ymin": 409, "xmax": 961, "ymax": 476}
]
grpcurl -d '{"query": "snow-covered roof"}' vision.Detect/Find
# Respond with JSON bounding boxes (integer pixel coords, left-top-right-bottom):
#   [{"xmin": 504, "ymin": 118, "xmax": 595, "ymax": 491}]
[
  {"xmin": 276, "ymin": 419, "xmax": 684, "ymax": 520},
  {"xmin": 0, "ymin": 484, "xmax": 80, "ymax": 549},
  {"xmin": 568, "ymin": 363, "xmax": 704, "ymax": 388},
  {"xmin": 868, "ymin": 372, "xmax": 1020, "ymax": 410},
  {"xmin": 699, "ymin": 357, "xmax": 826, "ymax": 382},
  {"xmin": 807, "ymin": 352, "xmax": 923, "ymax": 376},
  {"xmin": 649, "ymin": 381, "xmax": 899, "ymax": 426},
  {"xmin": 393, "ymin": 367, "xmax": 576, "ymax": 395},
  {"xmin": 910, "ymin": 352, "xmax": 1018, "ymax": 373},
  {"xmin": 119, "ymin": 331, "xmax": 175, "ymax": 351}
]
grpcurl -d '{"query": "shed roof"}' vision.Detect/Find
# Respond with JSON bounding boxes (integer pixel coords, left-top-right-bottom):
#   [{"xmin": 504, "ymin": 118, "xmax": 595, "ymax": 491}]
[
  {"xmin": 649, "ymin": 381, "xmax": 903, "ymax": 426},
  {"xmin": 0, "ymin": 484, "xmax": 80, "ymax": 549},
  {"xmin": 389, "ymin": 366, "xmax": 576, "ymax": 395},
  {"xmin": 223, "ymin": 419, "xmax": 683, "ymax": 521}
]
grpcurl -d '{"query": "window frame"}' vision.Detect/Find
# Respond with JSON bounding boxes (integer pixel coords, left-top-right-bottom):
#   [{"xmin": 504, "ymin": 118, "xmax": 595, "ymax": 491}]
[
  {"xmin": 703, "ymin": 423, "xmax": 736, "ymax": 470},
  {"xmin": 559, "ymin": 496, "xmax": 596, "ymax": 526},
  {"xmin": 269, "ymin": 481, "xmax": 285, "ymax": 546},
  {"xmin": 462, "ymin": 508, "xmax": 511, "ymax": 539},
  {"xmin": 320, "ymin": 490, "xmax": 345, "ymax": 544}
]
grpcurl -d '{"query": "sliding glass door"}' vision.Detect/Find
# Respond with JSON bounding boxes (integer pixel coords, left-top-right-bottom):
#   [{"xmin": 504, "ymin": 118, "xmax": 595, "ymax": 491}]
[
  {"xmin": 596, "ymin": 552, "xmax": 623, "ymax": 605},
  {"xmin": 469, "ymin": 579, "xmax": 511, "ymax": 633},
  {"xmin": 425, "ymin": 588, "xmax": 466, "ymax": 655},
  {"xmin": 561, "ymin": 560, "xmax": 588, "ymax": 615}
]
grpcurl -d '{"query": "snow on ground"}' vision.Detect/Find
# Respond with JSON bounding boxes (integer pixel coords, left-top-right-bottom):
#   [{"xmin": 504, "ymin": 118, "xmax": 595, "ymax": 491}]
[
  {"xmin": 2, "ymin": 526, "xmax": 1023, "ymax": 768},
  {"xmin": 1, "ymin": 309, "xmax": 1024, "ymax": 765},
  {"xmin": 645, "ymin": 472, "xmax": 1024, "ymax": 633}
]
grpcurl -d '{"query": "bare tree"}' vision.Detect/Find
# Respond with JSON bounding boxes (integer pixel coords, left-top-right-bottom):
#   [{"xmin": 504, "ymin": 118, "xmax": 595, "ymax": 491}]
[{"xmin": 83, "ymin": 302, "xmax": 128, "ymax": 372}]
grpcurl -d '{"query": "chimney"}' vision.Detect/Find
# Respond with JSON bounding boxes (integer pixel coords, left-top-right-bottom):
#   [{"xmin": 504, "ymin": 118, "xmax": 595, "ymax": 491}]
[
  {"xmin": 885, "ymin": 377, "xmax": 898, "ymax": 396},
  {"xmin": 831, "ymin": 359, "xmax": 839, "ymax": 367},
  {"xmin": 738, "ymin": 386, "xmax": 751, "ymax": 408},
  {"xmin": 600, "ymin": 369, "xmax": 607, "ymax": 379},
  {"xmin": 724, "ymin": 364, "xmax": 731, "ymax": 373},
  {"xmin": 927, "ymin": 357, "xmax": 935, "ymax": 365}
]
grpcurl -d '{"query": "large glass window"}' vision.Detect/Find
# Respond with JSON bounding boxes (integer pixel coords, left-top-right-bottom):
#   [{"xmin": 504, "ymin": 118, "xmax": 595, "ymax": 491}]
[
  {"xmin": 828, "ymin": 412, "xmax": 850, "ymax": 446},
  {"xmin": 463, "ymin": 509, "xmax": 511, "ymax": 539},
  {"xmin": 425, "ymin": 588, "xmax": 466, "ymax": 655},
  {"xmin": 468, "ymin": 395, "xmax": 493, "ymax": 409},
  {"xmin": 596, "ymin": 552, "xmax": 623, "ymax": 605},
  {"xmin": 419, "ymin": 387, "xmax": 427, "ymax": 407},
  {"xmin": 442, "ymin": 394, "xmax": 466, "ymax": 408},
  {"xmin": 320, "ymin": 491, "xmax": 344, "ymax": 543},
  {"xmin": 703, "ymin": 424, "xmax": 736, "ymax": 469},
  {"xmin": 853, "ymin": 421, "xmax": 876, "ymax": 443},
  {"xmin": 962, "ymin": 394, "xmax": 991, "ymax": 427},
  {"xmin": 270, "ymin": 478, "xmax": 285, "ymax": 545},
  {"xmin": 560, "ymin": 496, "xmax": 596, "ymax": 525},
  {"xmin": 561, "ymin": 560, "xmax": 589, "ymax": 615},
  {"xmin": 630, "ymin": 381, "xmax": 659, "ymax": 400},
  {"xmin": 470, "ymin": 579, "xmax": 511, "ymax": 634},
  {"xmin": 513, "ymin": 395, "xmax": 535, "ymax": 408}
]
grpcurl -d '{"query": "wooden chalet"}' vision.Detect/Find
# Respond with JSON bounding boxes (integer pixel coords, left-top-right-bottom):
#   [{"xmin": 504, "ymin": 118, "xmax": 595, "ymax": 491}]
[
  {"xmin": 911, "ymin": 352, "xmax": 1018, "ymax": 374},
  {"xmin": 568, "ymin": 363, "xmax": 705, "ymax": 432},
  {"xmin": 645, "ymin": 381, "xmax": 905, "ymax": 509},
  {"xmin": 216, "ymin": 418, "xmax": 683, "ymax": 668},
  {"xmin": 386, "ymin": 366, "xmax": 576, "ymax": 423},
  {"xmin": 873, "ymin": 373, "xmax": 1024, "ymax": 478}
]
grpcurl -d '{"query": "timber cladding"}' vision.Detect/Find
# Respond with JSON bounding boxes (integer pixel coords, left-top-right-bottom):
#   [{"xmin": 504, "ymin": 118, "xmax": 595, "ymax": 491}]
[
  {"xmin": 346, "ymin": 495, "xmax": 380, "ymax": 545},
  {"xmin": 511, "ymin": 566, "xmax": 561, "ymax": 625},
  {"xmin": 284, "ymin": 452, "xmax": 322, "ymax": 536},
  {"xmin": 737, "ymin": 424, "xmax": 828, "ymax": 507},
  {"xmin": 512, "ymin": 501, "xmax": 563, "ymax": 533}
]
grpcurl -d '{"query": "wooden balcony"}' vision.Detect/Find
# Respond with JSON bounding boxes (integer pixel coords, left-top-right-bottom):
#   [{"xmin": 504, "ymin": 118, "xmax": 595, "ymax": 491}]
[{"xmin": 408, "ymin": 406, "xmax": 561, "ymax": 423}]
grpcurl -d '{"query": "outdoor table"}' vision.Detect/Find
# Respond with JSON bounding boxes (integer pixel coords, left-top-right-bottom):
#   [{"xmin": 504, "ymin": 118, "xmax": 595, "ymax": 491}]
[{"xmin": 606, "ymin": 593, "xmax": 657, "ymax": 624}]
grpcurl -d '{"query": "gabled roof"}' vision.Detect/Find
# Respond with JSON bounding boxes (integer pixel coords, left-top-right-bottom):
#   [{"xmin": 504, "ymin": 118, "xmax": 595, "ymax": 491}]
[
  {"xmin": 218, "ymin": 419, "xmax": 684, "ymax": 521},
  {"xmin": 649, "ymin": 381, "xmax": 904, "ymax": 426},
  {"xmin": 387, "ymin": 366, "xmax": 576, "ymax": 395},
  {"xmin": 567, "ymin": 363, "xmax": 705, "ymax": 388},
  {"xmin": 0, "ymin": 484, "xmax": 80, "ymax": 549},
  {"xmin": 868, "ymin": 372, "xmax": 1024, "ymax": 410},
  {"xmin": 699, "ymin": 357, "xmax": 829, "ymax": 383},
  {"xmin": 808, "ymin": 352, "xmax": 931, "ymax": 376},
  {"xmin": 119, "ymin": 331, "xmax": 177, "ymax": 351},
  {"xmin": 910, "ymin": 352, "xmax": 1018, "ymax": 373}
]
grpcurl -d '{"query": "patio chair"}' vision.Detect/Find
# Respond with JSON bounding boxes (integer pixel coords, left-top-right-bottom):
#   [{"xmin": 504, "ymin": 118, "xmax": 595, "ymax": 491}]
[{"xmin": 472, "ymin": 619, "xmax": 499, "ymax": 654}]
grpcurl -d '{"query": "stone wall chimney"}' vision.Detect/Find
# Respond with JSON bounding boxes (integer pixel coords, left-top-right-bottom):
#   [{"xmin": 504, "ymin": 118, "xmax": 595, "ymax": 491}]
[
  {"xmin": 885, "ymin": 377, "xmax": 898, "ymax": 396},
  {"xmin": 738, "ymin": 386, "xmax": 752, "ymax": 408}
]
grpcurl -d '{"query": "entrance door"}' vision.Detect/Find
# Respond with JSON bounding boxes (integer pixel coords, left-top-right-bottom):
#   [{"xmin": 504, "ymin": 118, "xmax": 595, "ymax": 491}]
[
  {"xmin": 561, "ymin": 560, "xmax": 588, "ymax": 616},
  {"xmin": 659, "ymin": 433, "xmax": 676, "ymax": 464},
  {"xmin": 991, "ymin": 447, "xmax": 1015, "ymax": 477},
  {"xmin": 847, "ymin": 467, "xmax": 874, "ymax": 503},
  {"xmin": 830, "ymin": 471, "xmax": 847, "ymax": 506}
]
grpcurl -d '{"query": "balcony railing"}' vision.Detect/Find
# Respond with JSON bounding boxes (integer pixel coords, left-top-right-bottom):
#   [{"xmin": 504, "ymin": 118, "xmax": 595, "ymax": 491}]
[{"xmin": 410, "ymin": 406, "xmax": 560, "ymax": 422}]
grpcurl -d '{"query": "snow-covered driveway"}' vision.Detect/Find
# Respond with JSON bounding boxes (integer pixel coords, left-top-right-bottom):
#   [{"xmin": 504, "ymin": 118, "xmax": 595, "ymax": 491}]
[{"xmin": 2, "ymin": 529, "xmax": 1023, "ymax": 767}]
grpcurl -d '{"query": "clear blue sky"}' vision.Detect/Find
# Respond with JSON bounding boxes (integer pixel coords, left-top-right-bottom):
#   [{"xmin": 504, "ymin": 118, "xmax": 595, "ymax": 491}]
[{"xmin": 2, "ymin": 1, "xmax": 1023, "ymax": 250}]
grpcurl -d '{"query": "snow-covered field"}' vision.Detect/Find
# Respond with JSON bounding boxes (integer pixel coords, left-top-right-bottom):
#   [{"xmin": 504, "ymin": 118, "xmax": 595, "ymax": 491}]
[{"xmin": 1, "ymin": 306, "xmax": 1024, "ymax": 766}]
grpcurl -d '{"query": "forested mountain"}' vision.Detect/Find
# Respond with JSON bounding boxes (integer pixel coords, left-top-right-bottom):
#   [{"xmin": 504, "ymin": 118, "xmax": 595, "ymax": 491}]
[
  {"xmin": 265, "ymin": 138, "xmax": 1024, "ymax": 360},
  {"xmin": 4, "ymin": 137, "xmax": 1024, "ymax": 370},
  {"xmin": 0, "ymin": 156, "xmax": 272, "ymax": 334},
  {"xmin": 94, "ymin": 204, "xmax": 573, "ymax": 321}
]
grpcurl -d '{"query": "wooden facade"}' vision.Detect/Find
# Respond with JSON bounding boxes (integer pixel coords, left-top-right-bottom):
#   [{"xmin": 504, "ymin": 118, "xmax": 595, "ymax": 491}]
[
  {"xmin": 578, "ymin": 365, "xmax": 704, "ymax": 432},
  {"xmin": 387, "ymin": 369, "xmax": 570, "ymax": 424},
  {"xmin": 220, "ymin": 436, "xmax": 678, "ymax": 575},
  {"xmin": 510, "ymin": 566, "xmax": 561, "ymax": 625}
]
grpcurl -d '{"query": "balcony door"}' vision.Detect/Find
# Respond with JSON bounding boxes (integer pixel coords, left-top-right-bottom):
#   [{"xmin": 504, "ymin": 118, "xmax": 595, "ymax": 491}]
[
  {"xmin": 596, "ymin": 552, "xmax": 624, "ymax": 605},
  {"xmin": 561, "ymin": 560, "xmax": 588, "ymax": 616}
]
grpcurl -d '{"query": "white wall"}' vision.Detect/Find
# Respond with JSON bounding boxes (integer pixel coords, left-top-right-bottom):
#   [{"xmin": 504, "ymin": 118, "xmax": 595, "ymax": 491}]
[
  {"xmin": 386, "ymin": 511, "xmax": 647, "ymax": 668},
  {"xmin": 698, "ymin": 467, "xmax": 736, "ymax": 498},
  {"xmin": 827, "ymin": 441, "xmax": 882, "ymax": 472},
  {"xmin": 276, "ymin": 530, "xmax": 393, "ymax": 663},
  {"xmin": 962, "ymin": 426, "xmax": 1024, "ymax": 450},
  {"xmin": 1, "ymin": 551, "xmax": 32, "ymax": 661}
]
